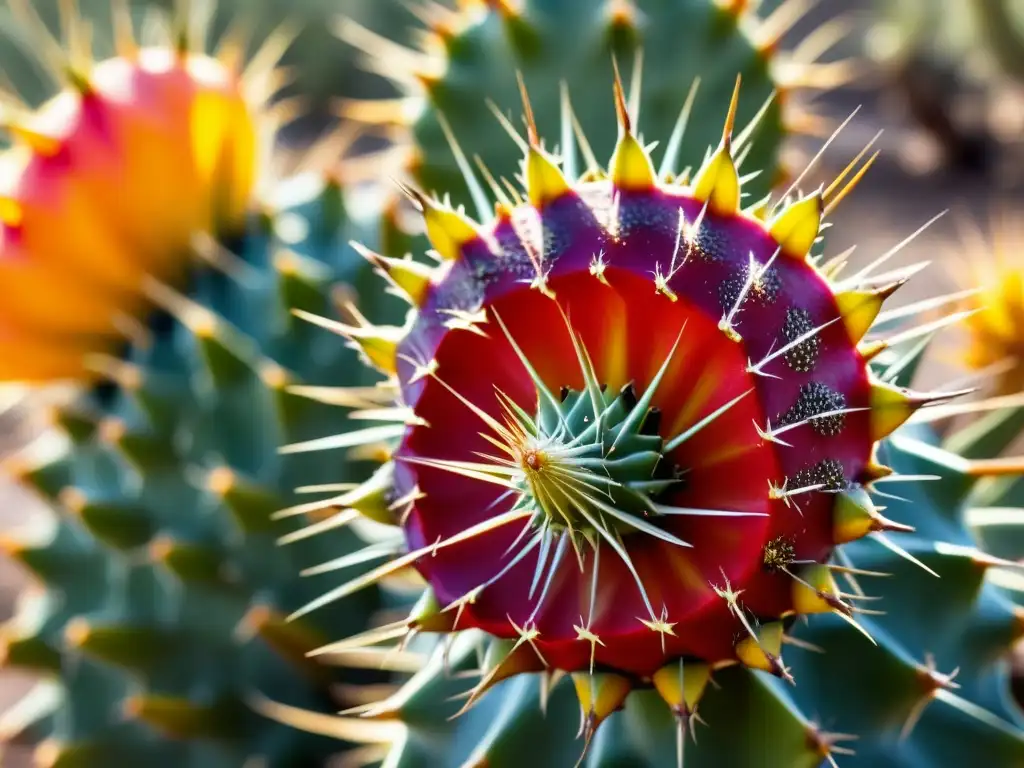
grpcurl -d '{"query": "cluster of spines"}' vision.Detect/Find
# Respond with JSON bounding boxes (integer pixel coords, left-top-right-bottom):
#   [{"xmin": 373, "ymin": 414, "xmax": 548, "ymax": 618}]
[{"xmin": 286, "ymin": 371, "xmax": 1024, "ymax": 767}]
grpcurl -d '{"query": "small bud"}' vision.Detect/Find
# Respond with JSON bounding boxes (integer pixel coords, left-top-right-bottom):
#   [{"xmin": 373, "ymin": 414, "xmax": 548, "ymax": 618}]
[
  {"xmin": 868, "ymin": 380, "xmax": 959, "ymax": 441},
  {"xmin": 338, "ymin": 462, "xmax": 397, "ymax": 525},
  {"xmin": 833, "ymin": 485, "xmax": 914, "ymax": 544},
  {"xmin": 609, "ymin": 76, "xmax": 656, "ymax": 191},
  {"xmin": 422, "ymin": 202, "xmax": 482, "ymax": 261},
  {"xmin": 791, "ymin": 564, "xmax": 844, "ymax": 615},
  {"xmin": 692, "ymin": 144, "xmax": 740, "ymax": 215},
  {"xmin": 345, "ymin": 324, "xmax": 405, "ymax": 375},
  {"xmin": 572, "ymin": 671, "xmax": 633, "ymax": 736},
  {"xmin": 692, "ymin": 75, "xmax": 742, "ymax": 214},
  {"xmin": 735, "ymin": 621, "xmax": 786, "ymax": 676}
]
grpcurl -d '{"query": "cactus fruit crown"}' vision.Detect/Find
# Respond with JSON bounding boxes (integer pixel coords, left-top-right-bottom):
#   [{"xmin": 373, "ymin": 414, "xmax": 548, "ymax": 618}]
[
  {"xmin": 0, "ymin": 0, "xmax": 293, "ymax": 383},
  {"xmin": 273, "ymin": 59, "xmax": 1024, "ymax": 765}
]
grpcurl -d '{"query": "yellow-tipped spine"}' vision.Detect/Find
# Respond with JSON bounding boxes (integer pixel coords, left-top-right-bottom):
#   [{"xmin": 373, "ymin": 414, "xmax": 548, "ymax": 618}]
[
  {"xmin": 768, "ymin": 193, "xmax": 822, "ymax": 260},
  {"xmin": 735, "ymin": 621, "xmax": 785, "ymax": 674},
  {"xmin": 691, "ymin": 75, "xmax": 742, "ymax": 215},
  {"xmin": 791, "ymin": 564, "xmax": 843, "ymax": 615},
  {"xmin": 422, "ymin": 203, "xmax": 482, "ymax": 262},
  {"xmin": 608, "ymin": 66, "xmax": 656, "ymax": 190},
  {"xmin": 833, "ymin": 485, "xmax": 914, "ymax": 544},
  {"xmin": 526, "ymin": 147, "xmax": 573, "ymax": 206},
  {"xmin": 835, "ymin": 281, "xmax": 904, "ymax": 344},
  {"xmin": 571, "ymin": 671, "xmax": 633, "ymax": 734},
  {"xmin": 651, "ymin": 659, "xmax": 711, "ymax": 716}
]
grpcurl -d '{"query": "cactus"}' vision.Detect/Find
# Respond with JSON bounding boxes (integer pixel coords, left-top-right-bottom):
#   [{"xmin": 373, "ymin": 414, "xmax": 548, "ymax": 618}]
[
  {"xmin": 866, "ymin": 0, "xmax": 1024, "ymax": 87},
  {"xmin": 275, "ymin": 62, "xmax": 1024, "ymax": 766},
  {"xmin": 0, "ymin": 5, "xmax": 411, "ymax": 765},
  {"xmin": 340, "ymin": 0, "xmax": 851, "ymax": 210},
  {"xmin": 1, "ymin": 1, "xmax": 1021, "ymax": 766},
  {"xmin": 0, "ymin": 0, "xmax": 851, "ymax": 763}
]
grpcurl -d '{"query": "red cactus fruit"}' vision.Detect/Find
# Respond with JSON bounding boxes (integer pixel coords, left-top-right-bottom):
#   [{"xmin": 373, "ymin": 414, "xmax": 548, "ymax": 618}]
[{"xmin": 289, "ymin": 73, "xmax": 965, "ymax": 749}]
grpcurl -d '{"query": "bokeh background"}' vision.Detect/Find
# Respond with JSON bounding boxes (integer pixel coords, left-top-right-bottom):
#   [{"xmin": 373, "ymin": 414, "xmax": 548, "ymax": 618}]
[{"xmin": 1, "ymin": 0, "xmax": 1023, "ymax": 764}]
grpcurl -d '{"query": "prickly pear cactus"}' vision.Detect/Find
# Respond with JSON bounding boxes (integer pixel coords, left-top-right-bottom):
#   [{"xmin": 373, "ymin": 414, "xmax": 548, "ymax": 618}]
[
  {"xmin": 0, "ymin": 6, "xmax": 410, "ymax": 765},
  {"xmin": 340, "ymin": 0, "xmax": 849, "ymax": 208},
  {"xmin": 279, "ymin": 68, "xmax": 1024, "ymax": 766},
  {"xmin": 0, "ymin": 0, "xmax": 262, "ymax": 380}
]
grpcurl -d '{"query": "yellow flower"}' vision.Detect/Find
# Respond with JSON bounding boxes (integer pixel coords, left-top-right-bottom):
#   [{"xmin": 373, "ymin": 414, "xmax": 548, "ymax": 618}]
[
  {"xmin": 0, "ymin": 8, "xmax": 273, "ymax": 382},
  {"xmin": 949, "ymin": 212, "xmax": 1024, "ymax": 397}
]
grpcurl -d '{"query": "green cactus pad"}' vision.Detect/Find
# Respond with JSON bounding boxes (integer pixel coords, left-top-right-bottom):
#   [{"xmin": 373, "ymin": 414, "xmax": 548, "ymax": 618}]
[{"xmin": 341, "ymin": 0, "xmax": 846, "ymax": 208}]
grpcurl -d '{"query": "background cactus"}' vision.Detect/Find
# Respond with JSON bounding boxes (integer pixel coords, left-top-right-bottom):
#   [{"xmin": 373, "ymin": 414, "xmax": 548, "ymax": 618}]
[
  {"xmin": 0, "ymin": 1, "xmax": 262, "ymax": 380},
  {"xmin": 339, "ymin": 0, "xmax": 851, "ymax": 210},
  {"xmin": 866, "ymin": 0, "xmax": 1024, "ymax": 87},
  {"xmin": 0, "ymin": 0, "xmax": 420, "ymax": 138},
  {"xmin": 0, "ymin": 174, "xmax": 412, "ymax": 766},
  {"xmin": 0, "ymin": 4, "xmax": 413, "ymax": 764},
  {"xmin": 265, "ymin": 59, "xmax": 1024, "ymax": 766}
]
